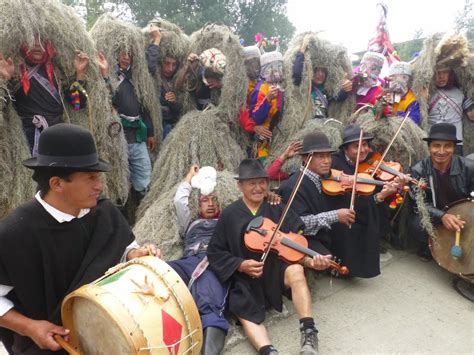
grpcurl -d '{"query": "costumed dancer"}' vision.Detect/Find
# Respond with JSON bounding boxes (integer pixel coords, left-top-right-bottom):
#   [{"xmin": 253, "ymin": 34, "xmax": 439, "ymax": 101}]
[
  {"xmin": 145, "ymin": 19, "xmax": 186, "ymax": 138},
  {"xmin": 208, "ymin": 158, "xmax": 333, "ymax": 355},
  {"xmin": 0, "ymin": 37, "xmax": 89, "ymax": 154},
  {"xmin": 168, "ymin": 165, "xmax": 228, "ymax": 354},
  {"xmin": 292, "ymin": 35, "xmax": 352, "ymax": 120},
  {"xmin": 249, "ymin": 51, "xmax": 285, "ymax": 162},
  {"xmin": 385, "ymin": 61, "xmax": 421, "ymax": 125},
  {"xmin": 239, "ymin": 45, "xmax": 262, "ymax": 135},
  {"xmin": 407, "ymin": 122, "xmax": 474, "ymax": 301},
  {"xmin": 0, "ymin": 124, "xmax": 159, "ymax": 354},
  {"xmin": 90, "ymin": 15, "xmax": 161, "ymax": 221},
  {"xmin": 175, "ymin": 48, "xmax": 226, "ymax": 111},
  {"xmin": 353, "ymin": 52, "xmax": 385, "ymax": 110}
]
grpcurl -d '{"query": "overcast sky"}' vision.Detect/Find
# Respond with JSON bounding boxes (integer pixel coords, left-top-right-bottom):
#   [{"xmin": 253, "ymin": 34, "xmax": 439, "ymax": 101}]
[{"xmin": 287, "ymin": 0, "xmax": 467, "ymax": 53}]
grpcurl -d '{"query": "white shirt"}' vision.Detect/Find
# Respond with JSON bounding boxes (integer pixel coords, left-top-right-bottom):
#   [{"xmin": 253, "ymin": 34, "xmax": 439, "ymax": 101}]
[{"xmin": 0, "ymin": 193, "xmax": 138, "ymax": 316}]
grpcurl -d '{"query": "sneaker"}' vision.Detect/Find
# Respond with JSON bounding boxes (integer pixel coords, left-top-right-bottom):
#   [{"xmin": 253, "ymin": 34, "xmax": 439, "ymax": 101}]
[{"xmin": 300, "ymin": 328, "xmax": 318, "ymax": 355}]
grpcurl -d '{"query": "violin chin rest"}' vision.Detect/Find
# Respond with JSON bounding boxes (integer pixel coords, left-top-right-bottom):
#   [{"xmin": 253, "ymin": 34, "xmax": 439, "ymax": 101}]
[{"xmin": 246, "ymin": 216, "xmax": 264, "ymax": 231}]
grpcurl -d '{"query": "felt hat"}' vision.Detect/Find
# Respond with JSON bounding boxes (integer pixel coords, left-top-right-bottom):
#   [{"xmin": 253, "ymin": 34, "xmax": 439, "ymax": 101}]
[
  {"xmin": 423, "ymin": 123, "xmax": 462, "ymax": 143},
  {"xmin": 299, "ymin": 131, "xmax": 336, "ymax": 154},
  {"xmin": 235, "ymin": 159, "xmax": 268, "ymax": 180}
]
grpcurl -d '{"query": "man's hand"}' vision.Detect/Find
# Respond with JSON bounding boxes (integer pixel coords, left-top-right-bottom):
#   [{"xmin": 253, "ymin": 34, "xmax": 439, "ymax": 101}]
[
  {"xmin": 27, "ymin": 319, "xmax": 69, "ymax": 351},
  {"xmin": 304, "ymin": 254, "xmax": 332, "ymax": 271},
  {"xmin": 337, "ymin": 208, "xmax": 356, "ymax": 226},
  {"xmin": 266, "ymin": 191, "xmax": 282, "ymax": 205},
  {"xmin": 165, "ymin": 92, "xmax": 177, "ymax": 103},
  {"xmin": 74, "ymin": 50, "xmax": 90, "ymax": 81},
  {"xmin": 95, "ymin": 51, "xmax": 109, "ymax": 78},
  {"xmin": 147, "ymin": 137, "xmax": 156, "ymax": 152},
  {"xmin": 0, "ymin": 53, "xmax": 15, "ymax": 81},
  {"xmin": 254, "ymin": 125, "xmax": 272, "ymax": 139},
  {"xmin": 340, "ymin": 73, "xmax": 352, "ymax": 92},
  {"xmin": 187, "ymin": 53, "xmax": 198, "ymax": 63},
  {"xmin": 281, "ymin": 141, "xmax": 303, "ymax": 160},
  {"xmin": 266, "ymin": 85, "xmax": 279, "ymax": 101},
  {"xmin": 149, "ymin": 24, "xmax": 162, "ymax": 45},
  {"xmin": 378, "ymin": 180, "xmax": 399, "ymax": 200},
  {"xmin": 127, "ymin": 244, "xmax": 161, "ymax": 260},
  {"xmin": 185, "ymin": 164, "xmax": 199, "ymax": 183},
  {"xmin": 238, "ymin": 259, "xmax": 264, "ymax": 278},
  {"xmin": 441, "ymin": 213, "xmax": 465, "ymax": 232}
]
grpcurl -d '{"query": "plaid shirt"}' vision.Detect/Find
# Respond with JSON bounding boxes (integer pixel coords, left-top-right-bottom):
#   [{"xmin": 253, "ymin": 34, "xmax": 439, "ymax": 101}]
[{"xmin": 300, "ymin": 167, "xmax": 339, "ymax": 236}]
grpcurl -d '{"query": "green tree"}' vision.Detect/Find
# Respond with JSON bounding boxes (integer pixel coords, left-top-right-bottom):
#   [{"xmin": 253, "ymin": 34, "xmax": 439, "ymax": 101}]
[{"xmin": 454, "ymin": 0, "xmax": 474, "ymax": 42}]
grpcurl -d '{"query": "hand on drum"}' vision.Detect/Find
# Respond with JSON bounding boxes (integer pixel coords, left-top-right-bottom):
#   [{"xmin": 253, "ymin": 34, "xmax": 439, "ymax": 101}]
[
  {"xmin": 127, "ymin": 244, "xmax": 161, "ymax": 260},
  {"xmin": 28, "ymin": 319, "xmax": 69, "ymax": 351},
  {"xmin": 238, "ymin": 259, "xmax": 264, "ymax": 278},
  {"xmin": 441, "ymin": 213, "xmax": 465, "ymax": 232},
  {"xmin": 304, "ymin": 254, "xmax": 333, "ymax": 271}
]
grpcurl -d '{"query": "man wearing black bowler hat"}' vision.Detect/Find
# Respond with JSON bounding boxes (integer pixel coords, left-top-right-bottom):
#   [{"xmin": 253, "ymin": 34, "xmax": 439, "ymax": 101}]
[
  {"xmin": 279, "ymin": 131, "xmax": 356, "ymax": 258},
  {"xmin": 208, "ymin": 158, "xmax": 332, "ymax": 355},
  {"xmin": 329, "ymin": 124, "xmax": 401, "ymax": 278},
  {"xmin": 408, "ymin": 122, "xmax": 474, "ymax": 301},
  {"xmin": 0, "ymin": 124, "xmax": 159, "ymax": 354}
]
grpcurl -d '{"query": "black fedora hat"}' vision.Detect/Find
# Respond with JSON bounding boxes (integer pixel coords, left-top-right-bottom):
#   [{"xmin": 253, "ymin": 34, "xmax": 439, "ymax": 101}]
[
  {"xmin": 423, "ymin": 123, "xmax": 462, "ymax": 143},
  {"xmin": 235, "ymin": 158, "xmax": 268, "ymax": 180},
  {"xmin": 23, "ymin": 124, "xmax": 111, "ymax": 172},
  {"xmin": 299, "ymin": 131, "xmax": 336, "ymax": 155},
  {"xmin": 340, "ymin": 124, "xmax": 374, "ymax": 148}
]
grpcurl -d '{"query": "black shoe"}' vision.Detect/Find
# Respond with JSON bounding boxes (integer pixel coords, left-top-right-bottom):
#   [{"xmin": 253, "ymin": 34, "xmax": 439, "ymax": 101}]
[
  {"xmin": 201, "ymin": 327, "xmax": 226, "ymax": 355},
  {"xmin": 299, "ymin": 328, "xmax": 318, "ymax": 355},
  {"xmin": 417, "ymin": 244, "xmax": 432, "ymax": 262},
  {"xmin": 453, "ymin": 278, "xmax": 474, "ymax": 302}
]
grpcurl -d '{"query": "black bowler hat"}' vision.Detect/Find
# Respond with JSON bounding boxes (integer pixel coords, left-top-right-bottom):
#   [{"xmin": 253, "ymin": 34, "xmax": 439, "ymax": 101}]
[
  {"xmin": 340, "ymin": 124, "xmax": 374, "ymax": 148},
  {"xmin": 234, "ymin": 158, "xmax": 268, "ymax": 180},
  {"xmin": 23, "ymin": 124, "xmax": 111, "ymax": 172},
  {"xmin": 299, "ymin": 131, "xmax": 336, "ymax": 154},
  {"xmin": 423, "ymin": 123, "xmax": 462, "ymax": 143}
]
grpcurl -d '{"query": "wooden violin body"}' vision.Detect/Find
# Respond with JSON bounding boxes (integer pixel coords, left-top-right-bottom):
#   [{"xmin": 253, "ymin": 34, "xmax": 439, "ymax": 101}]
[
  {"xmin": 322, "ymin": 169, "xmax": 385, "ymax": 196},
  {"xmin": 358, "ymin": 152, "xmax": 403, "ymax": 181},
  {"xmin": 245, "ymin": 216, "xmax": 349, "ymax": 275}
]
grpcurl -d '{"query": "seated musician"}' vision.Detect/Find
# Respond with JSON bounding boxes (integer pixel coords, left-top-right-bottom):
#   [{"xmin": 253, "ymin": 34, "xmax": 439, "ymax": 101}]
[
  {"xmin": 0, "ymin": 124, "xmax": 159, "ymax": 354},
  {"xmin": 329, "ymin": 124, "xmax": 401, "ymax": 278},
  {"xmin": 279, "ymin": 132, "xmax": 356, "ymax": 257},
  {"xmin": 207, "ymin": 159, "xmax": 332, "ymax": 355},
  {"xmin": 168, "ymin": 165, "xmax": 228, "ymax": 355},
  {"xmin": 408, "ymin": 122, "xmax": 474, "ymax": 300}
]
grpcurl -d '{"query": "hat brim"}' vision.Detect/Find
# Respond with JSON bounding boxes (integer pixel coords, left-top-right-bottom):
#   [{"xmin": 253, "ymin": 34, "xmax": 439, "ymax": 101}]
[
  {"xmin": 234, "ymin": 173, "xmax": 269, "ymax": 180},
  {"xmin": 22, "ymin": 158, "xmax": 111, "ymax": 172},
  {"xmin": 299, "ymin": 148, "xmax": 337, "ymax": 154},
  {"xmin": 422, "ymin": 136, "xmax": 462, "ymax": 144},
  {"xmin": 339, "ymin": 136, "xmax": 374, "ymax": 149}
]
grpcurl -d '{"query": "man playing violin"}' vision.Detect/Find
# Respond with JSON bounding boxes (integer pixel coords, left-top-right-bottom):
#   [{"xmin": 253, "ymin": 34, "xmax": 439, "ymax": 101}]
[
  {"xmin": 279, "ymin": 131, "xmax": 356, "ymax": 259},
  {"xmin": 408, "ymin": 122, "xmax": 474, "ymax": 300},
  {"xmin": 207, "ymin": 158, "xmax": 332, "ymax": 355},
  {"xmin": 329, "ymin": 124, "xmax": 402, "ymax": 278}
]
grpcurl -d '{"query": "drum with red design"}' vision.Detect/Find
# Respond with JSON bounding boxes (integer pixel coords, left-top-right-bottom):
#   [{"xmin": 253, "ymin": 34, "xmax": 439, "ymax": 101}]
[{"xmin": 60, "ymin": 256, "xmax": 202, "ymax": 354}]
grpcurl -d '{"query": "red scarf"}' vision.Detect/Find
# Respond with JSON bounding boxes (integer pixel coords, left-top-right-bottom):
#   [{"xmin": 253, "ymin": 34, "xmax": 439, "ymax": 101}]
[{"xmin": 19, "ymin": 40, "xmax": 55, "ymax": 95}]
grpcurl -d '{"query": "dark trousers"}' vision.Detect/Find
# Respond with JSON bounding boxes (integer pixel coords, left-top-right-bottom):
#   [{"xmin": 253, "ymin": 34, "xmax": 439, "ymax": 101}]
[{"xmin": 168, "ymin": 254, "xmax": 229, "ymax": 332}]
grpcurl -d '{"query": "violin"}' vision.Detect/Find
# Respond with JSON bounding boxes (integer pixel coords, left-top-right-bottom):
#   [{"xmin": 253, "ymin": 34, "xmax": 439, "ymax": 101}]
[
  {"xmin": 358, "ymin": 152, "xmax": 403, "ymax": 181},
  {"xmin": 358, "ymin": 152, "xmax": 428, "ymax": 189},
  {"xmin": 245, "ymin": 216, "xmax": 349, "ymax": 276},
  {"xmin": 322, "ymin": 169, "xmax": 385, "ymax": 196}
]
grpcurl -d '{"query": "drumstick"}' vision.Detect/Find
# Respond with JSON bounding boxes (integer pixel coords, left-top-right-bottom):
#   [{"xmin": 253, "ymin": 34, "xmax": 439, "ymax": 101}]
[
  {"xmin": 53, "ymin": 334, "xmax": 83, "ymax": 355},
  {"xmin": 451, "ymin": 214, "xmax": 463, "ymax": 259}
]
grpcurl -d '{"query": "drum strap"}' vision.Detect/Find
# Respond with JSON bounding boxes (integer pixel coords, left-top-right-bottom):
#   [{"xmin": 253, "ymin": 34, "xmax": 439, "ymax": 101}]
[{"xmin": 188, "ymin": 256, "xmax": 209, "ymax": 289}]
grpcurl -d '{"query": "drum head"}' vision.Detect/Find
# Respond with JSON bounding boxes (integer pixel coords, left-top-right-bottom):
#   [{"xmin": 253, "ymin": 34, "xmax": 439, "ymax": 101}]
[
  {"xmin": 431, "ymin": 199, "xmax": 474, "ymax": 277},
  {"xmin": 73, "ymin": 297, "xmax": 134, "ymax": 354}
]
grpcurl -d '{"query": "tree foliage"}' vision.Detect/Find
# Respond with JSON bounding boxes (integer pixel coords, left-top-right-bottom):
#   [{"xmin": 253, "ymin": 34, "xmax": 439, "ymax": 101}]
[{"xmin": 63, "ymin": 0, "xmax": 295, "ymax": 48}]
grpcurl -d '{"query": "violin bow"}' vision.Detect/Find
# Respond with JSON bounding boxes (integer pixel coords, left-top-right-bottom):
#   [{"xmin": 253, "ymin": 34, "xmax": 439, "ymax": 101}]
[
  {"xmin": 349, "ymin": 129, "xmax": 364, "ymax": 226},
  {"xmin": 261, "ymin": 153, "xmax": 314, "ymax": 263},
  {"xmin": 370, "ymin": 110, "xmax": 411, "ymax": 178}
]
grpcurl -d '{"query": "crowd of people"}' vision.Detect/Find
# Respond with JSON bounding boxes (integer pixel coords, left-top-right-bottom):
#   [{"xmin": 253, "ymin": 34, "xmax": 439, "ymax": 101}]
[{"xmin": 0, "ymin": 2, "xmax": 473, "ymax": 354}]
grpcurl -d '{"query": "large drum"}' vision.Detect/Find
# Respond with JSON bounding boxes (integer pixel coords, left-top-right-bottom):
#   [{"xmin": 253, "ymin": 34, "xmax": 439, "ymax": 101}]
[
  {"xmin": 431, "ymin": 199, "xmax": 474, "ymax": 282},
  {"xmin": 60, "ymin": 256, "xmax": 203, "ymax": 354}
]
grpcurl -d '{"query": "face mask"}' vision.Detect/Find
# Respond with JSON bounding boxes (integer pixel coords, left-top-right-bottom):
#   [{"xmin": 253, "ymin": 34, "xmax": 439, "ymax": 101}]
[{"xmin": 261, "ymin": 61, "xmax": 284, "ymax": 84}]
